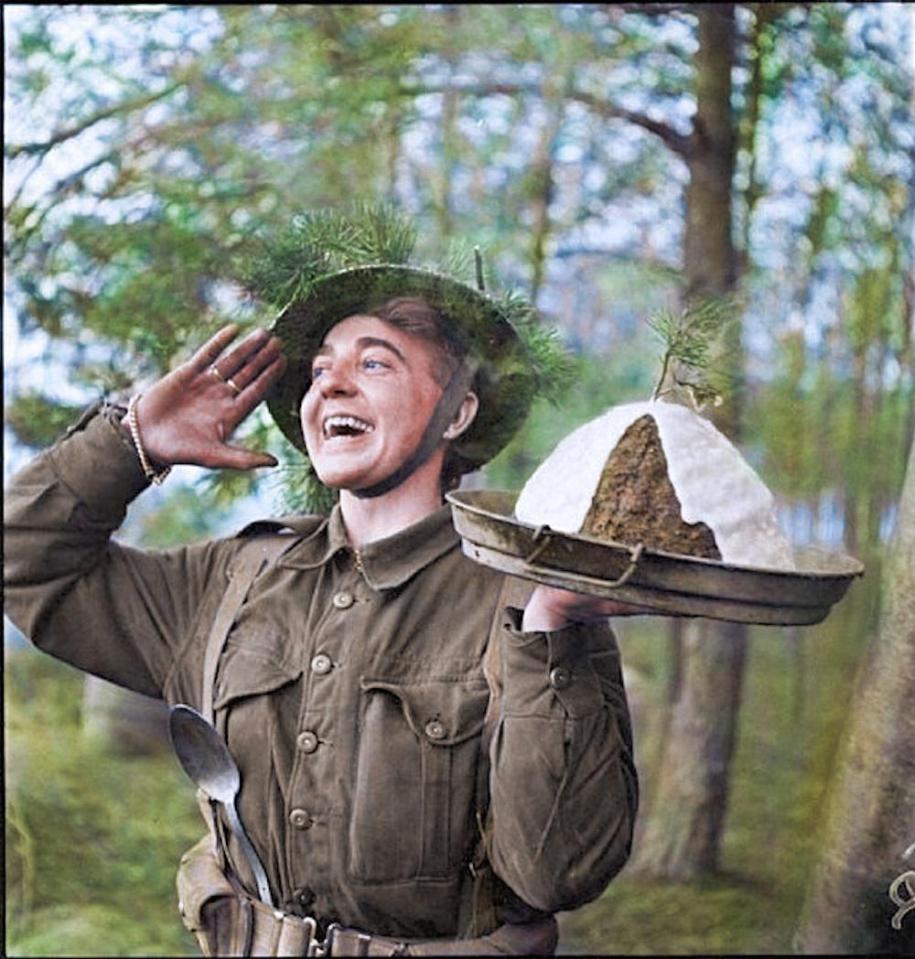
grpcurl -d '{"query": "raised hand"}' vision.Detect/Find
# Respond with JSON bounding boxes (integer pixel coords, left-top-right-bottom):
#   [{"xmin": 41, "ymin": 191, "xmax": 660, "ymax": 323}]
[{"xmin": 124, "ymin": 324, "xmax": 287, "ymax": 471}]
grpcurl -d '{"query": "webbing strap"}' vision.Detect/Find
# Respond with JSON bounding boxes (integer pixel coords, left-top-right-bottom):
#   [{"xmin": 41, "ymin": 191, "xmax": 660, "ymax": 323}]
[
  {"xmin": 196, "ymin": 534, "xmax": 297, "ymax": 900},
  {"xmin": 351, "ymin": 358, "xmax": 479, "ymax": 499},
  {"xmin": 201, "ymin": 535, "xmax": 296, "ymax": 724}
]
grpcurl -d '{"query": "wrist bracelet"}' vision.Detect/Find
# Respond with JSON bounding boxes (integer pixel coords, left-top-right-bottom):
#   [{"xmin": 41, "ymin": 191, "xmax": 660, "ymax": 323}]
[{"xmin": 126, "ymin": 394, "xmax": 171, "ymax": 485}]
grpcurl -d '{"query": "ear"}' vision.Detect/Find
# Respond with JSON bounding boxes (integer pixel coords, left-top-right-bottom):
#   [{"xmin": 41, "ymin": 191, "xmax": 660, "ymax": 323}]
[{"xmin": 443, "ymin": 391, "xmax": 479, "ymax": 441}]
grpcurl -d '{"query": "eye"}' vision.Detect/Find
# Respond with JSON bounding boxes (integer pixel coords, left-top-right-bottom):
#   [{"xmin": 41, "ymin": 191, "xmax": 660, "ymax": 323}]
[
  {"xmin": 311, "ymin": 362, "xmax": 329, "ymax": 379},
  {"xmin": 362, "ymin": 355, "xmax": 390, "ymax": 372}
]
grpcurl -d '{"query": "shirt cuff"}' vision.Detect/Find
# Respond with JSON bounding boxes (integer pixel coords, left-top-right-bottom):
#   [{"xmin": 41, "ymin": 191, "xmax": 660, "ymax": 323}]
[
  {"xmin": 499, "ymin": 607, "xmax": 605, "ymax": 719},
  {"xmin": 48, "ymin": 399, "xmax": 151, "ymax": 522}
]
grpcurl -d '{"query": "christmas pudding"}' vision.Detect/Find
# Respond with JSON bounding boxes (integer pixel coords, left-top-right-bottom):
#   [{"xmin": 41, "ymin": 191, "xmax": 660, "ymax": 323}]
[{"xmin": 514, "ymin": 399, "xmax": 796, "ymax": 571}]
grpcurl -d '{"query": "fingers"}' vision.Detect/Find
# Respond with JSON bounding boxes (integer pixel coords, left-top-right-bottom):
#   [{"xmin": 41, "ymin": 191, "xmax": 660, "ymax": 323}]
[
  {"xmin": 209, "ymin": 328, "xmax": 275, "ymax": 383},
  {"xmin": 211, "ymin": 346, "xmax": 286, "ymax": 470},
  {"xmin": 179, "ymin": 324, "xmax": 288, "ymax": 471},
  {"xmin": 228, "ymin": 335, "xmax": 286, "ymax": 397},
  {"xmin": 194, "ymin": 327, "xmax": 285, "ymax": 404},
  {"xmin": 236, "ymin": 352, "xmax": 287, "ymax": 408},
  {"xmin": 189, "ymin": 324, "xmax": 242, "ymax": 373}
]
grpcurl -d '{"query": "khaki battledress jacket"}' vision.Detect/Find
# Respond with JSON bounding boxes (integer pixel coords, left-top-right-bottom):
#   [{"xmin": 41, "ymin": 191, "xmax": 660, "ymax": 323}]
[{"xmin": 4, "ymin": 404, "xmax": 639, "ymax": 941}]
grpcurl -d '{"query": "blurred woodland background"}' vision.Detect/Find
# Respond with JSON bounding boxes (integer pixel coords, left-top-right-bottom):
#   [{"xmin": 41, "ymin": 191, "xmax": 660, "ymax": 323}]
[{"xmin": 4, "ymin": 3, "xmax": 914, "ymax": 956}]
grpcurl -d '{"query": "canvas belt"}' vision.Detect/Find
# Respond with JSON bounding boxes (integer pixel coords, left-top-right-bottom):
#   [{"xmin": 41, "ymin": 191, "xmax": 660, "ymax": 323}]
[
  {"xmin": 220, "ymin": 891, "xmax": 556, "ymax": 956},
  {"xmin": 179, "ymin": 829, "xmax": 556, "ymax": 956}
]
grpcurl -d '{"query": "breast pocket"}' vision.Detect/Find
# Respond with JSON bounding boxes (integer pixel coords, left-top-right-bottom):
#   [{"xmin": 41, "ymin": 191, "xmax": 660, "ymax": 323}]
[
  {"xmin": 213, "ymin": 644, "xmax": 301, "ymax": 714},
  {"xmin": 348, "ymin": 676, "xmax": 490, "ymax": 883}
]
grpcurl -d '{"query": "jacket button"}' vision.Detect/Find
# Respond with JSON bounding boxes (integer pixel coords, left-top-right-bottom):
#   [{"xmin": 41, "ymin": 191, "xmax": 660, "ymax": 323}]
[
  {"xmin": 311, "ymin": 653, "xmax": 333, "ymax": 675},
  {"xmin": 289, "ymin": 808, "xmax": 312, "ymax": 830},
  {"xmin": 297, "ymin": 730, "xmax": 319, "ymax": 753},
  {"xmin": 292, "ymin": 886, "xmax": 315, "ymax": 909},
  {"xmin": 332, "ymin": 590, "xmax": 355, "ymax": 609},
  {"xmin": 425, "ymin": 719, "xmax": 446, "ymax": 741},
  {"xmin": 549, "ymin": 666, "xmax": 572, "ymax": 690}
]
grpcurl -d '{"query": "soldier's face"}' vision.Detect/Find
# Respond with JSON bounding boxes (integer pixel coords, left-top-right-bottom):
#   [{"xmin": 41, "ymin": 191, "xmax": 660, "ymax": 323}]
[{"xmin": 300, "ymin": 314, "xmax": 445, "ymax": 491}]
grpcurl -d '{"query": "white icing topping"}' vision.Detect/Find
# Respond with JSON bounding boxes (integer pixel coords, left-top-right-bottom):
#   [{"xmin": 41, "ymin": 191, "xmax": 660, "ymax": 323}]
[{"xmin": 514, "ymin": 399, "xmax": 796, "ymax": 571}]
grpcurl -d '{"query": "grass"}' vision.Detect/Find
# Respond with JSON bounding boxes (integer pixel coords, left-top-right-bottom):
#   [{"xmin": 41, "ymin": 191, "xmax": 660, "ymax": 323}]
[{"xmin": 5, "ymin": 652, "xmax": 204, "ymax": 957}]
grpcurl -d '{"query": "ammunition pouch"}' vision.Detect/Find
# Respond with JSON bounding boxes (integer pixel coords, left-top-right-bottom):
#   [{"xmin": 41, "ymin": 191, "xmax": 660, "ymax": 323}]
[{"xmin": 176, "ymin": 835, "xmax": 240, "ymax": 956}]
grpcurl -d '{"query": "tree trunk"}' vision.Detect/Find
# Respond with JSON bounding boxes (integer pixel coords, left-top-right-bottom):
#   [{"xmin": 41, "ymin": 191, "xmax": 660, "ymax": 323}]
[
  {"xmin": 528, "ymin": 67, "xmax": 569, "ymax": 304},
  {"xmin": 634, "ymin": 619, "xmax": 748, "ymax": 877},
  {"xmin": 794, "ymin": 436, "xmax": 915, "ymax": 954},
  {"xmin": 632, "ymin": 3, "xmax": 748, "ymax": 879},
  {"xmin": 435, "ymin": 4, "xmax": 462, "ymax": 238},
  {"xmin": 683, "ymin": 4, "xmax": 737, "ymax": 303}
]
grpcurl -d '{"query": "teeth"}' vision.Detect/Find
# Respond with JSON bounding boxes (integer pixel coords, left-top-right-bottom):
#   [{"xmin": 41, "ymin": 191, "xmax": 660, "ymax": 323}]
[{"xmin": 323, "ymin": 415, "xmax": 374, "ymax": 438}]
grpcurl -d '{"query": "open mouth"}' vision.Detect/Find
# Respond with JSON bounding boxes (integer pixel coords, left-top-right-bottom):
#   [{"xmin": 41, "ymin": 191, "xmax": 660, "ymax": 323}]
[{"xmin": 322, "ymin": 415, "xmax": 375, "ymax": 439}]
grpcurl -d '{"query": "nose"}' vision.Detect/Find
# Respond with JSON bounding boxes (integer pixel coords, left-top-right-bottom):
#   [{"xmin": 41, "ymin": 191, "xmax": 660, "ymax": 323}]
[{"xmin": 314, "ymin": 361, "xmax": 356, "ymax": 397}]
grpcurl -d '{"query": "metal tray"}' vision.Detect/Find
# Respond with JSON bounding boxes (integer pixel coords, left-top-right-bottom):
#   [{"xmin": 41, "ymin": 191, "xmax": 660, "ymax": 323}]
[{"xmin": 446, "ymin": 490, "xmax": 864, "ymax": 626}]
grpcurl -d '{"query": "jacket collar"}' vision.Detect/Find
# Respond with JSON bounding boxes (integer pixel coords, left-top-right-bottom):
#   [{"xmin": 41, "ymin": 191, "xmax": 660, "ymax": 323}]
[{"xmin": 276, "ymin": 503, "xmax": 459, "ymax": 590}]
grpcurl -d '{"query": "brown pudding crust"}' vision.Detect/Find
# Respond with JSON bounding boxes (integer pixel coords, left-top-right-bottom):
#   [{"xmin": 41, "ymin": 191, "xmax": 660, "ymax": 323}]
[{"xmin": 580, "ymin": 414, "xmax": 722, "ymax": 559}]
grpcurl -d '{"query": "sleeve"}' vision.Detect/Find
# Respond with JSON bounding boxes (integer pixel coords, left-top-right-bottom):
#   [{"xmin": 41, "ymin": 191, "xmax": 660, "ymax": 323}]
[
  {"xmin": 485, "ymin": 581, "xmax": 639, "ymax": 914},
  {"xmin": 3, "ymin": 402, "xmax": 228, "ymax": 699}
]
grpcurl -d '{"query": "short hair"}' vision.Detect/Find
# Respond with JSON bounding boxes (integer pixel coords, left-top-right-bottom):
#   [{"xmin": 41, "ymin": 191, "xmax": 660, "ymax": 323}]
[{"xmin": 367, "ymin": 296, "xmax": 465, "ymax": 387}]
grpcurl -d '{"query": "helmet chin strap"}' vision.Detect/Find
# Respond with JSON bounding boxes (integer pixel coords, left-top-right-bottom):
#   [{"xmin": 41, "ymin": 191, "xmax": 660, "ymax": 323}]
[{"xmin": 351, "ymin": 359, "xmax": 479, "ymax": 499}]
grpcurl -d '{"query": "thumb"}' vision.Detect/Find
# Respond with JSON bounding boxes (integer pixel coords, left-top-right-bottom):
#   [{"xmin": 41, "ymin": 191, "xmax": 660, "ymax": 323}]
[{"xmin": 208, "ymin": 444, "xmax": 279, "ymax": 471}]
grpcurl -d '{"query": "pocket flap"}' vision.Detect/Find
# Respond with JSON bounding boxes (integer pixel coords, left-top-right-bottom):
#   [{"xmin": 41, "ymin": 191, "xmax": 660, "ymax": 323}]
[
  {"xmin": 214, "ymin": 645, "xmax": 301, "ymax": 712},
  {"xmin": 360, "ymin": 676, "xmax": 490, "ymax": 746}
]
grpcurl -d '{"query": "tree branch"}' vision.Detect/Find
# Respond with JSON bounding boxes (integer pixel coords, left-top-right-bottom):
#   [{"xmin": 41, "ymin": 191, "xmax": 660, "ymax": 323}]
[
  {"xmin": 398, "ymin": 80, "xmax": 694, "ymax": 157},
  {"xmin": 606, "ymin": 3, "xmax": 696, "ymax": 19},
  {"xmin": 569, "ymin": 89, "xmax": 693, "ymax": 157},
  {"xmin": 7, "ymin": 82, "xmax": 183, "ymax": 159},
  {"xmin": 399, "ymin": 80, "xmax": 540, "ymax": 101}
]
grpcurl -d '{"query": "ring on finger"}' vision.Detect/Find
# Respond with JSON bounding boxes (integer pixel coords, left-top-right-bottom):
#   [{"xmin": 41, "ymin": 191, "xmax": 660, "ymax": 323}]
[{"xmin": 210, "ymin": 365, "xmax": 241, "ymax": 396}]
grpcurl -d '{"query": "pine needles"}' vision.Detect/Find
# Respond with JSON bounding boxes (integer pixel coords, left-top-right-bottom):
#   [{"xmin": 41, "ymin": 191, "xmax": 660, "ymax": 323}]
[
  {"xmin": 240, "ymin": 203, "xmax": 418, "ymax": 309},
  {"xmin": 648, "ymin": 298, "xmax": 736, "ymax": 409},
  {"xmin": 241, "ymin": 201, "xmax": 573, "ymax": 406}
]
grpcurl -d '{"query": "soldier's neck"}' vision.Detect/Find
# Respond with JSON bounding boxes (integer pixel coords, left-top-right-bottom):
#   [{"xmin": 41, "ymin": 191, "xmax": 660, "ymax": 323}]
[{"xmin": 339, "ymin": 464, "xmax": 445, "ymax": 548}]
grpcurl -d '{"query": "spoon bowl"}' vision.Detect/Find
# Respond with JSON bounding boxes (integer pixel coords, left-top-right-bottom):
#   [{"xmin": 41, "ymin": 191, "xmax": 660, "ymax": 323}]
[
  {"xmin": 170, "ymin": 704, "xmax": 241, "ymax": 803},
  {"xmin": 169, "ymin": 704, "xmax": 273, "ymax": 906}
]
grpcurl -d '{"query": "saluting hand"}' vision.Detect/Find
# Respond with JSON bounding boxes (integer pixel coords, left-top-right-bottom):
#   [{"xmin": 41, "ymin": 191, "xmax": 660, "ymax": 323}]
[{"xmin": 124, "ymin": 324, "xmax": 287, "ymax": 470}]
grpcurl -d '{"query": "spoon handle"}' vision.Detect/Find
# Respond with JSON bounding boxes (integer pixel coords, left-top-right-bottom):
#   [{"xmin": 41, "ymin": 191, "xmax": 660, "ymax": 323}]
[{"xmin": 224, "ymin": 799, "xmax": 274, "ymax": 906}]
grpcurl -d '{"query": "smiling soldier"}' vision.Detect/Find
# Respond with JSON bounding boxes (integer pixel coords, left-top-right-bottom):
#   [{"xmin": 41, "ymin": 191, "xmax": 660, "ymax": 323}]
[{"xmin": 5, "ymin": 207, "xmax": 641, "ymax": 957}]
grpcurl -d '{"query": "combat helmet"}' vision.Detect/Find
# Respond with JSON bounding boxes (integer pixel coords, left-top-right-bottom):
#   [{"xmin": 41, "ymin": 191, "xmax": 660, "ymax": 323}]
[{"xmin": 244, "ymin": 204, "xmax": 569, "ymax": 506}]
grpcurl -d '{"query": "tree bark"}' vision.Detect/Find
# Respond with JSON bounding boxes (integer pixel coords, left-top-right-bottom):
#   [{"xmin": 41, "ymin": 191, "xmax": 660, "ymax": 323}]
[
  {"xmin": 632, "ymin": 3, "xmax": 748, "ymax": 880},
  {"xmin": 634, "ymin": 619, "xmax": 748, "ymax": 877},
  {"xmin": 528, "ymin": 67, "xmax": 569, "ymax": 303},
  {"xmin": 435, "ymin": 4, "xmax": 462, "ymax": 238},
  {"xmin": 683, "ymin": 4, "xmax": 737, "ymax": 303},
  {"xmin": 794, "ymin": 436, "xmax": 915, "ymax": 954}
]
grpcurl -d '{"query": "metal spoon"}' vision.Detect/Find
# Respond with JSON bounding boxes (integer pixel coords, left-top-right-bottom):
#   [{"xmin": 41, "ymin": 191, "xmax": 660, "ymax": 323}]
[{"xmin": 169, "ymin": 703, "xmax": 274, "ymax": 906}]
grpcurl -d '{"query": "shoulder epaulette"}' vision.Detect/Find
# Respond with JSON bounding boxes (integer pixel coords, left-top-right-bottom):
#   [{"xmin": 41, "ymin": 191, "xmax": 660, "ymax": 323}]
[{"xmin": 234, "ymin": 515, "xmax": 325, "ymax": 539}]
